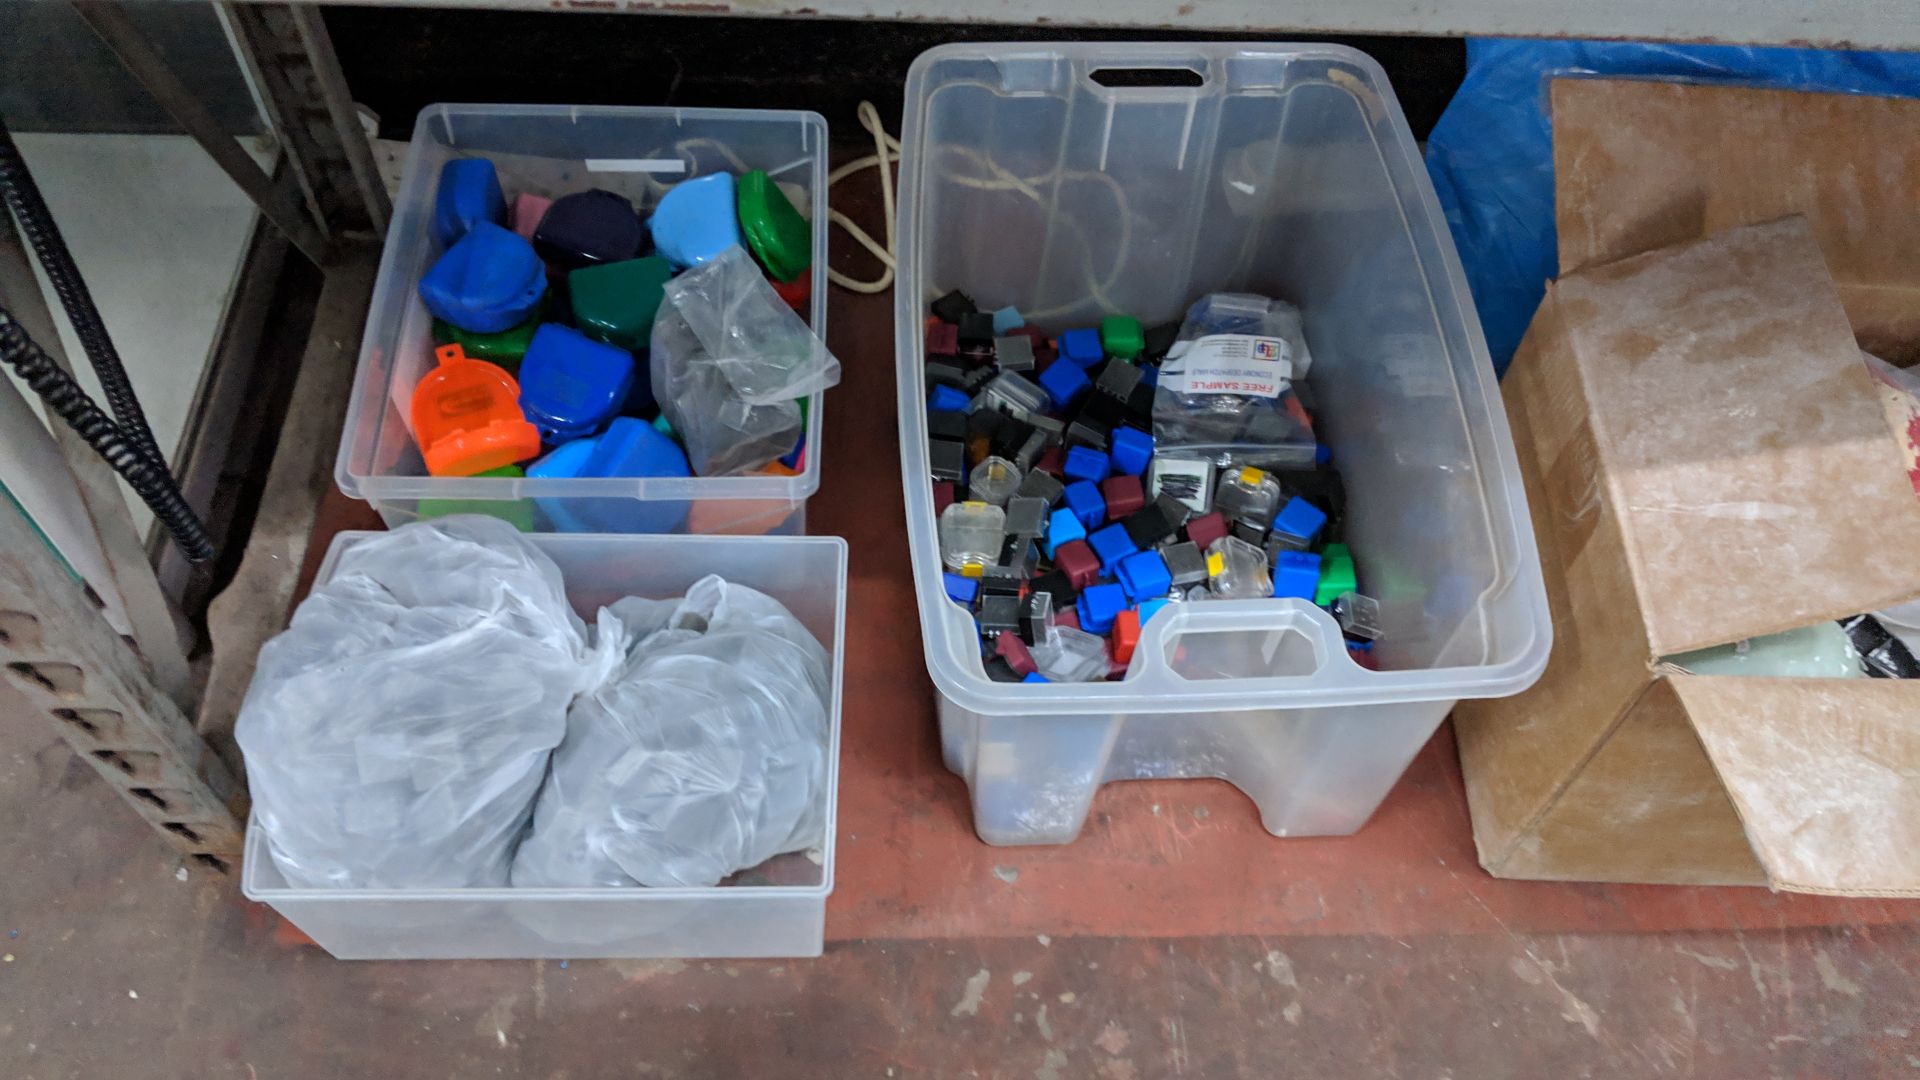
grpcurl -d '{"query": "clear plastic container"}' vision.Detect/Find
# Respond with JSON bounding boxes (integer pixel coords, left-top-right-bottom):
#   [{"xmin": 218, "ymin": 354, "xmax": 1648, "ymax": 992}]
[
  {"xmin": 893, "ymin": 43, "xmax": 1551, "ymax": 845},
  {"xmin": 241, "ymin": 530, "xmax": 847, "ymax": 959},
  {"xmin": 337, "ymin": 104, "xmax": 830, "ymax": 535}
]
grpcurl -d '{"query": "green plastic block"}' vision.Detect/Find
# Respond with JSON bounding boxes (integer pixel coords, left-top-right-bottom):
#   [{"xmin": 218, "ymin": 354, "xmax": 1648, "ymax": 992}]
[
  {"xmin": 736, "ymin": 170, "xmax": 811, "ymax": 283},
  {"xmin": 1315, "ymin": 542, "xmax": 1356, "ymax": 607},
  {"xmin": 431, "ymin": 294, "xmax": 545, "ymax": 370},
  {"xmin": 418, "ymin": 464, "xmax": 534, "ymax": 530},
  {"xmin": 1100, "ymin": 314, "xmax": 1144, "ymax": 361},
  {"xmin": 568, "ymin": 255, "xmax": 673, "ymax": 352}
]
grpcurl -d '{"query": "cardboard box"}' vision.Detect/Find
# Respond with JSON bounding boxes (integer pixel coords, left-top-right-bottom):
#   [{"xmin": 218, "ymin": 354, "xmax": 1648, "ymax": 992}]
[
  {"xmin": 1550, "ymin": 78, "xmax": 1920, "ymax": 365},
  {"xmin": 1452, "ymin": 218, "xmax": 1920, "ymax": 895}
]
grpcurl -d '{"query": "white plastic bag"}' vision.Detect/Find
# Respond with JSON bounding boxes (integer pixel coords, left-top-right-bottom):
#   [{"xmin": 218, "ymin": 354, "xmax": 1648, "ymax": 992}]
[
  {"xmin": 511, "ymin": 576, "xmax": 832, "ymax": 888},
  {"xmin": 650, "ymin": 299, "xmax": 804, "ymax": 476},
  {"xmin": 661, "ymin": 245, "xmax": 841, "ymax": 405},
  {"xmin": 235, "ymin": 517, "xmax": 591, "ymax": 889}
]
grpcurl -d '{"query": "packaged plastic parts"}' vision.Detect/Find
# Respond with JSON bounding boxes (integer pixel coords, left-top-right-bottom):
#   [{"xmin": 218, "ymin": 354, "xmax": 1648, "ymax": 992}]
[
  {"xmin": 651, "ymin": 293, "xmax": 805, "ymax": 477},
  {"xmin": 234, "ymin": 518, "xmax": 590, "ymax": 889},
  {"xmin": 661, "ymin": 245, "xmax": 842, "ymax": 406},
  {"xmin": 1152, "ymin": 294, "xmax": 1316, "ymax": 468},
  {"xmin": 512, "ymin": 577, "xmax": 833, "ymax": 888}
]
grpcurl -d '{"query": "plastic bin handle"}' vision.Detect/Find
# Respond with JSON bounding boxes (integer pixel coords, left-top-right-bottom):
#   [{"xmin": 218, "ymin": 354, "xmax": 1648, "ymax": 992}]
[{"xmin": 1124, "ymin": 598, "xmax": 1353, "ymax": 693}]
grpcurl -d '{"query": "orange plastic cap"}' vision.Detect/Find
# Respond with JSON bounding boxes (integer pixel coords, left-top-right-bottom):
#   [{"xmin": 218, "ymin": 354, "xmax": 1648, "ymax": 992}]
[{"xmin": 412, "ymin": 346, "xmax": 542, "ymax": 476}]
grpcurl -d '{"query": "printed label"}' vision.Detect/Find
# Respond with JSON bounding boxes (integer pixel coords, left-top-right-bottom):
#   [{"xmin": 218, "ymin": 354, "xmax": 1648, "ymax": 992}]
[{"xmin": 1160, "ymin": 334, "xmax": 1291, "ymax": 398}]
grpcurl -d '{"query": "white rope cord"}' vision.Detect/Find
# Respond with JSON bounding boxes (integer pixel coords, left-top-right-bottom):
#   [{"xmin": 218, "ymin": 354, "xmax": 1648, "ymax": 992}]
[{"xmin": 826, "ymin": 101, "xmax": 900, "ymax": 294}]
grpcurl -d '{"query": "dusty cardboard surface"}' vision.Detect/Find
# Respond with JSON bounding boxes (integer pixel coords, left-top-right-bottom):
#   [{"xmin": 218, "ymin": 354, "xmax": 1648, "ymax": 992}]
[
  {"xmin": 1551, "ymin": 78, "xmax": 1920, "ymax": 365},
  {"xmin": 1673, "ymin": 675, "xmax": 1920, "ymax": 897},
  {"xmin": 1555, "ymin": 218, "xmax": 1920, "ymax": 657}
]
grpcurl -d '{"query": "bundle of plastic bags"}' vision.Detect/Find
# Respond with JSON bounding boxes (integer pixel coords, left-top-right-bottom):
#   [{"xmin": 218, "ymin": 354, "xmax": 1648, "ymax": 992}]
[
  {"xmin": 235, "ymin": 517, "xmax": 590, "ymax": 889},
  {"xmin": 238, "ymin": 517, "xmax": 833, "ymax": 892},
  {"xmin": 651, "ymin": 245, "xmax": 842, "ymax": 476},
  {"xmin": 511, "ymin": 577, "xmax": 832, "ymax": 888}
]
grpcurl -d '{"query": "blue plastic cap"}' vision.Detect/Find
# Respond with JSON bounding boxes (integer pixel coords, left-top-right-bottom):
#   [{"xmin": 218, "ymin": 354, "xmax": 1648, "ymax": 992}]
[
  {"xmin": 418, "ymin": 222, "xmax": 546, "ymax": 334},
  {"xmin": 944, "ymin": 572, "xmax": 979, "ymax": 605},
  {"xmin": 649, "ymin": 172, "xmax": 743, "ymax": 270},
  {"xmin": 1078, "ymin": 583, "xmax": 1127, "ymax": 635},
  {"xmin": 1109, "ymin": 427, "xmax": 1154, "ymax": 476},
  {"xmin": 991, "ymin": 306, "xmax": 1025, "ymax": 334},
  {"xmin": 1038, "ymin": 359, "xmax": 1092, "ymax": 412},
  {"xmin": 1022, "ymin": 671, "xmax": 1051, "ymax": 683},
  {"xmin": 1044, "ymin": 507, "xmax": 1085, "ymax": 558},
  {"xmin": 1063, "ymin": 445, "xmax": 1110, "ymax": 484},
  {"xmin": 586, "ymin": 416, "xmax": 691, "ymax": 479},
  {"xmin": 1059, "ymin": 328, "xmax": 1104, "ymax": 368},
  {"xmin": 929, "ymin": 385, "xmax": 971, "ymax": 412},
  {"xmin": 1273, "ymin": 497, "xmax": 1328, "ymax": 544},
  {"xmin": 434, "ymin": 159, "xmax": 506, "ymax": 249},
  {"xmin": 1088, "ymin": 523, "xmax": 1137, "ymax": 572},
  {"xmin": 1063, "ymin": 480, "xmax": 1106, "ymax": 530},
  {"xmin": 1116, "ymin": 549, "xmax": 1172, "ymax": 603},
  {"xmin": 518, "ymin": 324, "xmax": 636, "ymax": 442},
  {"xmin": 780, "ymin": 433, "xmax": 806, "ymax": 471},
  {"xmin": 526, "ymin": 437, "xmax": 598, "ymax": 480},
  {"xmin": 1273, "ymin": 550, "xmax": 1322, "ymax": 600}
]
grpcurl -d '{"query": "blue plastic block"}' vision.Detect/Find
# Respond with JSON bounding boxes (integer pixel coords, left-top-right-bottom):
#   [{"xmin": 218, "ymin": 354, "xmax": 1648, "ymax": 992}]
[
  {"xmin": 1078, "ymin": 583, "xmax": 1127, "ymax": 635},
  {"xmin": 1272, "ymin": 496, "xmax": 1328, "ymax": 546},
  {"xmin": 1022, "ymin": 671, "xmax": 1051, "ymax": 683},
  {"xmin": 648, "ymin": 172, "xmax": 742, "ymax": 269},
  {"xmin": 1138, "ymin": 363, "xmax": 1159, "ymax": 387},
  {"xmin": 1138, "ymin": 597, "xmax": 1170, "ymax": 625},
  {"xmin": 1273, "ymin": 550, "xmax": 1322, "ymax": 600},
  {"xmin": 1044, "ymin": 507, "xmax": 1086, "ymax": 558},
  {"xmin": 944, "ymin": 572, "xmax": 979, "ymax": 605},
  {"xmin": 433, "ymin": 158, "xmax": 506, "ymax": 248},
  {"xmin": 991, "ymin": 306, "xmax": 1025, "ymax": 334},
  {"xmin": 1038, "ymin": 359, "xmax": 1091, "ymax": 412},
  {"xmin": 1058, "ymin": 328, "xmax": 1104, "ymax": 368},
  {"xmin": 418, "ymin": 222, "xmax": 547, "ymax": 334},
  {"xmin": 929, "ymin": 385, "xmax": 971, "ymax": 412},
  {"xmin": 1063, "ymin": 446, "xmax": 1111, "ymax": 484},
  {"xmin": 518, "ymin": 324, "xmax": 636, "ymax": 443},
  {"xmin": 1116, "ymin": 549, "xmax": 1172, "ymax": 602},
  {"xmin": 586, "ymin": 416, "xmax": 690, "ymax": 479},
  {"xmin": 1063, "ymin": 480, "xmax": 1106, "ymax": 531},
  {"xmin": 1088, "ymin": 523, "xmax": 1137, "ymax": 572},
  {"xmin": 1315, "ymin": 443, "xmax": 1332, "ymax": 467},
  {"xmin": 1109, "ymin": 426, "xmax": 1154, "ymax": 475}
]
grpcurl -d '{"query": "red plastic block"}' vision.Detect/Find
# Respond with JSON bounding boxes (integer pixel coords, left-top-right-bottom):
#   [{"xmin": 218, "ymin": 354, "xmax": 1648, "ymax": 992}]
[
  {"xmin": 1034, "ymin": 445, "xmax": 1068, "ymax": 478},
  {"xmin": 932, "ymin": 480, "xmax": 955, "ymax": 518},
  {"xmin": 1348, "ymin": 644, "xmax": 1378, "ymax": 671},
  {"xmin": 995, "ymin": 632, "xmax": 1038, "ymax": 676},
  {"xmin": 1185, "ymin": 511, "xmax": 1228, "ymax": 552},
  {"xmin": 1111, "ymin": 608, "xmax": 1141, "ymax": 664},
  {"xmin": 1054, "ymin": 540, "xmax": 1101, "ymax": 590},
  {"xmin": 1101, "ymin": 474, "xmax": 1145, "ymax": 518},
  {"xmin": 927, "ymin": 322, "xmax": 959, "ymax": 357},
  {"xmin": 1055, "ymin": 605, "xmax": 1080, "ymax": 631}
]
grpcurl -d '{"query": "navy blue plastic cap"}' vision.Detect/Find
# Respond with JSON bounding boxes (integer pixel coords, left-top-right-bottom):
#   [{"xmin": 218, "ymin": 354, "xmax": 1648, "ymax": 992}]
[
  {"xmin": 418, "ymin": 222, "xmax": 546, "ymax": 334},
  {"xmin": 433, "ymin": 158, "xmax": 506, "ymax": 249},
  {"xmin": 533, "ymin": 189, "xmax": 646, "ymax": 270}
]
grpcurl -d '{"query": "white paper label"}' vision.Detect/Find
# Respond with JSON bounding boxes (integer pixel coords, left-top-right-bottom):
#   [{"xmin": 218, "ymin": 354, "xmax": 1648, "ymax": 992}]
[{"xmin": 1160, "ymin": 334, "xmax": 1291, "ymax": 397}]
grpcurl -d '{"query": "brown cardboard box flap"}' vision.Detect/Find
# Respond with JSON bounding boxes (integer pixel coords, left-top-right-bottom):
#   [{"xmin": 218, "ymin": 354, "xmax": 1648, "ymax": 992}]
[
  {"xmin": 1671, "ymin": 675, "xmax": 1920, "ymax": 896},
  {"xmin": 1555, "ymin": 218, "xmax": 1920, "ymax": 656},
  {"xmin": 1552, "ymin": 78, "xmax": 1920, "ymax": 365}
]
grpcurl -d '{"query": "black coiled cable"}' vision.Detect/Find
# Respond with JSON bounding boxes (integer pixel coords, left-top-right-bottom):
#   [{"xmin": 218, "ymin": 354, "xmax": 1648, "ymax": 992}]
[{"xmin": 0, "ymin": 113, "xmax": 214, "ymax": 562}]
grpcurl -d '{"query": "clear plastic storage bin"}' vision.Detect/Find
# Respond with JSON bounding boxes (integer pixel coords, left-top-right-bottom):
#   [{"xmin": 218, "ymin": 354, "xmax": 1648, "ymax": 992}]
[
  {"xmin": 894, "ymin": 43, "xmax": 1551, "ymax": 845},
  {"xmin": 337, "ymin": 104, "xmax": 830, "ymax": 535},
  {"xmin": 242, "ymin": 531, "xmax": 847, "ymax": 959}
]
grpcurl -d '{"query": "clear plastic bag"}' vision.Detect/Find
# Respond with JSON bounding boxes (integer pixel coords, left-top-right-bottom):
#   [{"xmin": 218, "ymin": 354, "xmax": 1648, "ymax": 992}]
[
  {"xmin": 1151, "ymin": 293, "xmax": 1317, "ymax": 468},
  {"xmin": 650, "ymin": 300, "xmax": 804, "ymax": 476},
  {"xmin": 661, "ymin": 245, "xmax": 841, "ymax": 405},
  {"xmin": 511, "ymin": 576, "xmax": 832, "ymax": 889},
  {"xmin": 235, "ymin": 517, "xmax": 591, "ymax": 889}
]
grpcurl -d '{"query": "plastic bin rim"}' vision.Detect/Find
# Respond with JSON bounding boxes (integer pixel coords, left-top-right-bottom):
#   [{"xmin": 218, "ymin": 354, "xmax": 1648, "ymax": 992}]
[{"xmin": 894, "ymin": 40, "xmax": 1553, "ymax": 718}]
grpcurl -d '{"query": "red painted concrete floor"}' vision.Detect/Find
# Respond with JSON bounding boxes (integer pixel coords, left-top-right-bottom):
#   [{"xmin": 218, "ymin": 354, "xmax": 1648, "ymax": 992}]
[{"xmin": 7, "ymin": 172, "xmax": 1920, "ymax": 1079}]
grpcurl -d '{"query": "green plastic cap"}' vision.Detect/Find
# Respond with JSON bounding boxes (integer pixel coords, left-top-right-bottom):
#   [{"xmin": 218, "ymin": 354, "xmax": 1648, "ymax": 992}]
[{"xmin": 736, "ymin": 170, "xmax": 811, "ymax": 283}]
